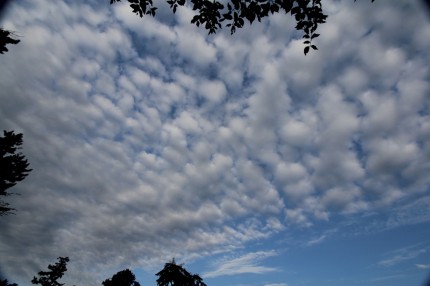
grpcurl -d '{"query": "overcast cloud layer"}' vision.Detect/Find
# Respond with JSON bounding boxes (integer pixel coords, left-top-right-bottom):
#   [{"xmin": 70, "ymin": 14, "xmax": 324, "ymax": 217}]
[{"xmin": 1, "ymin": 0, "xmax": 430, "ymax": 285}]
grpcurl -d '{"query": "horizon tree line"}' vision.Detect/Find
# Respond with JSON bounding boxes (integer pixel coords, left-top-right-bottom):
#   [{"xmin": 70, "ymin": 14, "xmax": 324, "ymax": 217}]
[{"xmin": 1, "ymin": 257, "xmax": 207, "ymax": 286}]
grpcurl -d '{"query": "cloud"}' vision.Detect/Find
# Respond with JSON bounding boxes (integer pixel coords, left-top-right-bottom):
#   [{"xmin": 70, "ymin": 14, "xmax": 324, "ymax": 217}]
[
  {"xmin": 416, "ymin": 264, "xmax": 430, "ymax": 270},
  {"xmin": 378, "ymin": 244, "xmax": 430, "ymax": 267},
  {"xmin": 307, "ymin": 234, "xmax": 327, "ymax": 246},
  {"xmin": 0, "ymin": 0, "xmax": 429, "ymax": 285},
  {"xmin": 203, "ymin": 251, "xmax": 279, "ymax": 278}
]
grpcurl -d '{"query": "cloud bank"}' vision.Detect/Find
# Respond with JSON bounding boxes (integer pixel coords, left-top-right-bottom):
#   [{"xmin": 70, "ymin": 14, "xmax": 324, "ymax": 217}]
[{"xmin": 0, "ymin": 0, "xmax": 429, "ymax": 285}]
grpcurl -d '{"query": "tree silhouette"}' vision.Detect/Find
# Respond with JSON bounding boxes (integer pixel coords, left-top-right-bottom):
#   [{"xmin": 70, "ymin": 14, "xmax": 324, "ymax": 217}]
[
  {"xmin": 0, "ymin": 130, "xmax": 32, "ymax": 216},
  {"xmin": 31, "ymin": 257, "xmax": 69, "ymax": 286},
  {"xmin": 0, "ymin": 279, "xmax": 18, "ymax": 286},
  {"xmin": 0, "ymin": 28, "xmax": 19, "ymax": 54},
  {"xmin": 110, "ymin": 0, "xmax": 374, "ymax": 54},
  {"xmin": 156, "ymin": 259, "xmax": 206, "ymax": 286},
  {"xmin": 102, "ymin": 269, "xmax": 141, "ymax": 286}
]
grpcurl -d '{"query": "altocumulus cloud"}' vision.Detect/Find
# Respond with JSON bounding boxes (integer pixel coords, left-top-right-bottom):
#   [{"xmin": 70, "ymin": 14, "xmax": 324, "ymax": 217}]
[{"xmin": 0, "ymin": 0, "xmax": 430, "ymax": 285}]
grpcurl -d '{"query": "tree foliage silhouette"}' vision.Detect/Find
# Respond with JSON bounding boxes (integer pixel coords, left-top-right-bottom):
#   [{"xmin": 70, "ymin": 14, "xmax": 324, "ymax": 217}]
[
  {"xmin": 110, "ymin": 0, "xmax": 374, "ymax": 54},
  {"xmin": 0, "ymin": 130, "xmax": 32, "ymax": 216},
  {"xmin": 0, "ymin": 279, "xmax": 18, "ymax": 286},
  {"xmin": 102, "ymin": 269, "xmax": 141, "ymax": 286},
  {"xmin": 0, "ymin": 28, "xmax": 19, "ymax": 54},
  {"xmin": 156, "ymin": 259, "xmax": 206, "ymax": 286},
  {"xmin": 31, "ymin": 257, "xmax": 69, "ymax": 286}
]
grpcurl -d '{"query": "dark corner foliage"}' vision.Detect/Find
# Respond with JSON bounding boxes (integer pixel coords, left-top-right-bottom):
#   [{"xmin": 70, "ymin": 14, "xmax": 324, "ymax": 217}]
[
  {"xmin": 0, "ymin": 28, "xmax": 20, "ymax": 54},
  {"xmin": 0, "ymin": 130, "xmax": 32, "ymax": 216}
]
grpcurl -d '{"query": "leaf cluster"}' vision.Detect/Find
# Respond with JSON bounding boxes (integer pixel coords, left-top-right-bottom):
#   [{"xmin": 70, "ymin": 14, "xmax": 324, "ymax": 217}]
[
  {"xmin": 110, "ymin": 0, "xmax": 157, "ymax": 17},
  {"xmin": 110, "ymin": 0, "xmax": 330, "ymax": 53}
]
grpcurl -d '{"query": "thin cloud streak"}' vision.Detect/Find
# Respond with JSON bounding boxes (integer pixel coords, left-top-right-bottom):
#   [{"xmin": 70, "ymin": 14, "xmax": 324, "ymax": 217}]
[
  {"xmin": 379, "ymin": 244, "xmax": 430, "ymax": 267},
  {"xmin": 203, "ymin": 251, "xmax": 279, "ymax": 278},
  {"xmin": 416, "ymin": 264, "xmax": 430, "ymax": 270},
  {"xmin": 307, "ymin": 234, "xmax": 327, "ymax": 246}
]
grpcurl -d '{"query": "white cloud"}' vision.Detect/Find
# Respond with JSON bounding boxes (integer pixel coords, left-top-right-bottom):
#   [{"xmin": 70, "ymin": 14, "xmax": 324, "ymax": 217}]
[
  {"xmin": 280, "ymin": 120, "xmax": 312, "ymax": 147},
  {"xmin": 198, "ymin": 79, "xmax": 227, "ymax": 105},
  {"xmin": 174, "ymin": 26, "xmax": 217, "ymax": 68},
  {"xmin": 416, "ymin": 264, "xmax": 430, "ymax": 270},
  {"xmin": 285, "ymin": 208, "xmax": 312, "ymax": 227},
  {"xmin": 379, "ymin": 244, "xmax": 430, "ymax": 267},
  {"xmin": 307, "ymin": 234, "xmax": 327, "ymax": 246},
  {"xmin": 203, "ymin": 251, "xmax": 279, "ymax": 278}
]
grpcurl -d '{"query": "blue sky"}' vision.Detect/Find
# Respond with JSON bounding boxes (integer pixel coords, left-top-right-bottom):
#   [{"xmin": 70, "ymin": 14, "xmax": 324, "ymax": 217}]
[{"xmin": 1, "ymin": 0, "xmax": 430, "ymax": 285}]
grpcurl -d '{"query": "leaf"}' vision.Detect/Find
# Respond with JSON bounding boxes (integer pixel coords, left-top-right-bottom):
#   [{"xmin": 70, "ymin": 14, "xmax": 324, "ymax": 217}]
[
  {"xmin": 270, "ymin": 4, "xmax": 279, "ymax": 13},
  {"xmin": 223, "ymin": 13, "xmax": 233, "ymax": 20},
  {"xmin": 232, "ymin": 0, "xmax": 240, "ymax": 10},
  {"xmin": 281, "ymin": 0, "xmax": 293, "ymax": 13},
  {"xmin": 191, "ymin": 15, "xmax": 199, "ymax": 23},
  {"xmin": 130, "ymin": 3, "xmax": 144, "ymax": 17},
  {"xmin": 311, "ymin": 33, "xmax": 320, "ymax": 39},
  {"xmin": 238, "ymin": 17, "xmax": 244, "ymax": 27},
  {"xmin": 291, "ymin": 6, "xmax": 300, "ymax": 15},
  {"xmin": 304, "ymin": 46, "xmax": 310, "ymax": 55},
  {"xmin": 311, "ymin": 45, "xmax": 318, "ymax": 50},
  {"xmin": 246, "ymin": 12, "xmax": 256, "ymax": 24}
]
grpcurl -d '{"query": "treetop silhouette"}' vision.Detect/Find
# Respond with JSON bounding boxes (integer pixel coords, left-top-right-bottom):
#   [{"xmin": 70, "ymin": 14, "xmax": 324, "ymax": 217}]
[
  {"xmin": 102, "ymin": 269, "xmax": 141, "ymax": 286},
  {"xmin": 31, "ymin": 257, "xmax": 69, "ymax": 286},
  {"xmin": 0, "ymin": 279, "xmax": 18, "ymax": 286},
  {"xmin": 27, "ymin": 258, "xmax": 206, "ymax": 286},
  {"xmin": 156, "ymin": 259, "xmax": 206, "ymax": 286}
]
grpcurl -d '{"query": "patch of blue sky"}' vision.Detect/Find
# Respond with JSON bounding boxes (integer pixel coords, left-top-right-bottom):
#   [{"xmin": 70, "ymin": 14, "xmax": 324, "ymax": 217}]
[{"xmin": 211, "ymin": 219, "xmax": 430, "ymax": 286}]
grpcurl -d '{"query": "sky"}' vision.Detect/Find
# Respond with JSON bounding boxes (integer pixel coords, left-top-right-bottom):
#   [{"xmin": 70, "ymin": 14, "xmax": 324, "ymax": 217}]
[{"xmin": 0, "ymin": 0, "xmax": 430, "ymax": 285}]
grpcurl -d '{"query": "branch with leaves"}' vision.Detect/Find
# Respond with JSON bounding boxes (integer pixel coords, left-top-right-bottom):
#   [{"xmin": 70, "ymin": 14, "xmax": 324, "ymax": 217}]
[
  {"xmin": 0, "ymin": 28, "xmax": 20, "ymax": 54},
  {"xmin": 0, "ymin": 130, "xmax": 32, "ymax": 216},
  {"xmin": 110, "ymin": 0, "xmax": 374, "ymax": 54},
  {"xmin": 110, "ymin": 0, "xmax": 327, "ymax": 53}
]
